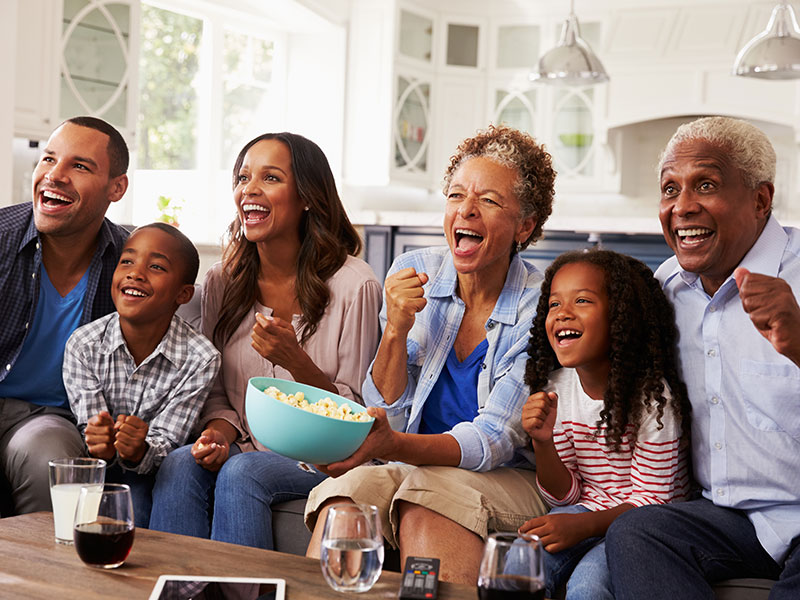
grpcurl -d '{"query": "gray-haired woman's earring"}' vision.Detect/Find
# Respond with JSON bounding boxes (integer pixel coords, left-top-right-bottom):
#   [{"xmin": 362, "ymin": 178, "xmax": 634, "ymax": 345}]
[
  {"xmin": 304, "ymin": 206, "xmax": 310, "ymax": 211},
  {"xmin": 516, "ymin": 241, "xmax": 523, "ymax": 253}
]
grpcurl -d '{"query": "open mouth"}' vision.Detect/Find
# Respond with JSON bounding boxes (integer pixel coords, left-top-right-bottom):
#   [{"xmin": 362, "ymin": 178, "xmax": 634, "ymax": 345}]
[
  {"xmin": 40, "ymin": 190, "xmax": 74, "ymax": 208},
  {"xmin": 454, "ymin": 228, "xmax": 483, "ymax": 252},
  {"xmin": 121, "ymin": 287, "xmax": 148, "ymax": 298},
  {"xmin": 242, "ymin": 203, "xmax": 271, "ymax": 223},
  {"xmin": 555, "ymin": 329, "xmax": 582, "ymax": 345},
  {"xmin": 677, "ymin": 227, "xmax": 713, "ymax": 245}
]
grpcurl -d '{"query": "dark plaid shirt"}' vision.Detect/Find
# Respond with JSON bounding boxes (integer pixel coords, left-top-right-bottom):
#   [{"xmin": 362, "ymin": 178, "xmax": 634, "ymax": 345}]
[{"xmin": 0, "ymin": 202, "xmax": 129, "ymax": 383}]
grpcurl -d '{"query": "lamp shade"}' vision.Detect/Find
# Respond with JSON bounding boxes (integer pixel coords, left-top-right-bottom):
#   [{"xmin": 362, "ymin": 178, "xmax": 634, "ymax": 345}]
[
  {"xmin": 530, "ymin": 13, "xmax": 609, "ymax": 85},
  {"xmin": 734, "ymin": 2, "xmax": 800, "ymax": 79}
]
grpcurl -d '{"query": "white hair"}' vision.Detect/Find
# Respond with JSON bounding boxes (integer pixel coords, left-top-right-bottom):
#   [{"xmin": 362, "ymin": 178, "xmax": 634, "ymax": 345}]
[{"xmin": 657, "ymin": 116, "xmax": 776, "ymax": 188}]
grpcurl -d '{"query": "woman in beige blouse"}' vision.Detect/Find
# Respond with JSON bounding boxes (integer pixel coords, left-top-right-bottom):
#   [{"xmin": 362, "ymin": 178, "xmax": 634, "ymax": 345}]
[{"xmin": 149, "ymin": 132, "xmax": 382, "ymax": 549}]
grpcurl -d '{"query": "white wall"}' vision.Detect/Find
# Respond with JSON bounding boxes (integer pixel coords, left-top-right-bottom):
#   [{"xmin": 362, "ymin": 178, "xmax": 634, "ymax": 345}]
[{"xmin": 0, "ymin": 1, "xmax": 17, "ymax": 208}]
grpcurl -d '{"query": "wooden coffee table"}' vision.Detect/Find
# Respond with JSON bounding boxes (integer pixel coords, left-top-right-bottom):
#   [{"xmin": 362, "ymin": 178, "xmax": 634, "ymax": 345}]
[{"xmin": 0, "ymin": 512, "xmax": 477, "ymax": 599}]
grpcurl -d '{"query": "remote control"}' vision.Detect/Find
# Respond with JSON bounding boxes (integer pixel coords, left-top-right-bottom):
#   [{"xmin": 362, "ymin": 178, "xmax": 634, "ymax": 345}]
[{"xmin": 399, "ymin": 556, "xmax": 440, "ymax": 599}]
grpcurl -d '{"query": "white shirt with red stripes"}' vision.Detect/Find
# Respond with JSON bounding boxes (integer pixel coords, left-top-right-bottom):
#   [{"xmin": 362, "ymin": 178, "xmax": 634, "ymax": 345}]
[{"xmin": 537, "ymin": 367, "xmax": 690, "ymax": 511}]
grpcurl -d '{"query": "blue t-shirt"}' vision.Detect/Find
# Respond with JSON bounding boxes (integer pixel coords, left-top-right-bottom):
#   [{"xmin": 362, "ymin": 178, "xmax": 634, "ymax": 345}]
[
  {"xmin": 419, "ymin": 338, "xmax": 488, "ymax": 434},
  {"xmin": 0, "ymin": 266, "xmax": 89, "ymax": 407}
]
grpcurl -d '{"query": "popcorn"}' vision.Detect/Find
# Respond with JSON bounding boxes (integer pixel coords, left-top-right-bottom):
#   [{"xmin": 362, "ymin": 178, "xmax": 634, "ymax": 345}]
[{"xmin": 263, "ymin": 386, "xmax": 372, "ymax": 422}]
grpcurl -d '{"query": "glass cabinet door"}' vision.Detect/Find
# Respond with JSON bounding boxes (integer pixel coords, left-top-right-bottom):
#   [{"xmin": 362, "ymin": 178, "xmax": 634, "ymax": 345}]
[
  {"xmin": 496, "ymin": 25, "xmax": 539, "ymax": 70},
  {"xmin": 61, "ymin": 0, "xmax": 134, "ymax": 129},
  {"xmin": 494, "ymin": 89, "xmax": 537, "ymax": 133},
  {"xmin": 446, "ymin": 24, "xmax": 479, "ymax": 67},
  {"xmin": 394, "ymin": 75, "xmax": 431, "ymax": 174},
  {"xmin": 553, "ymin": 88, "xmax": 595, "ymax": 177},
  {"xmin": 399, "ymin": 9, "xmax": 433, "ymax": 64}
]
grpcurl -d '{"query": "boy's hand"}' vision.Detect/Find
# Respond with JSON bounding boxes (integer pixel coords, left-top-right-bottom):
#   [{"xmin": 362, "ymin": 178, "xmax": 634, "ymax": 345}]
[
  {"xmin": 114, "ymin": 414, "xmax": 149, "ymax": 464},
  {"xmin": 518, "ymin": 512, "xmax": 590, "ymax": 553},
  {"xmin": 85, "ymin": 411, "xmax": 116, "ymax": 460},
  {"xmin": 522, "ymin": 391, "xmax": 558, "ymax": 443},
  {"xmin": 191, "ymin": 428, "xmax": 230, "ymax": 472}
]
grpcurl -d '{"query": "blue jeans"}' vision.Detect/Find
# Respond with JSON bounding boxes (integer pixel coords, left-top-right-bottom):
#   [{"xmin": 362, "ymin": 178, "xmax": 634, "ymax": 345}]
[
  {"xmin": 105, "ymin": 463, "xmax": 155, "ymax": 529},
  {"xmin": 149, "ymin": 444, "xmax": 327, "ymax": 550},
  {"xmin": 605, "ymin": 498, "xmax": 799, "ymax": 600},
  {"xmin": 542, "ymin": 505, "xmax": 613, "ymax": 600}
]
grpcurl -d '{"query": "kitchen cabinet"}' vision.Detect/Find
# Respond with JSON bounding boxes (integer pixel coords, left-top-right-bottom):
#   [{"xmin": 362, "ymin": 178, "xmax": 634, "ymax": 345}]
[
  {"xmin": 14, "ymin": 0, "xmax": 139, "ymax": 141},
  {"xmin": 346, "ymin": 1, "xmax": 614, "ymax": 192}
]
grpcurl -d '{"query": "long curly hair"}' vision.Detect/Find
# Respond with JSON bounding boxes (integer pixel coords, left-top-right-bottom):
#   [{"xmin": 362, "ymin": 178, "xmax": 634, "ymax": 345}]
[
  {"xmin": 442, "ymin": 125, "xmax": 556, "ymax": 250},
  {"xmin": 213, "ymin": 132, "xmax": 362, "ymax": 348},
  {"xmin": 524, "ymin": 249, "xmax": 691, "ymax": 451}
]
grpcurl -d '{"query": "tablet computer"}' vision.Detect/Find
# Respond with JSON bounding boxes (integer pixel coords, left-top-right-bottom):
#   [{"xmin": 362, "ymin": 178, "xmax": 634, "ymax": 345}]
[{"xmin": 148, "ymin": 575, "xmax": 285, "ymax": 600}]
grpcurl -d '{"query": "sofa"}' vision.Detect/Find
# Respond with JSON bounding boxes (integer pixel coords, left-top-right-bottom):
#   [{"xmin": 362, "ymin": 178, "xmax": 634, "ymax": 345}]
[{"xmin": 179, "ymin": 288, "xmax": 776, "ymax": 596}]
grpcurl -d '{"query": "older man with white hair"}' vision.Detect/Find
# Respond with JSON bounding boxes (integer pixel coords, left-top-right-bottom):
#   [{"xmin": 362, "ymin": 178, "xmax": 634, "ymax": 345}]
[{"xmin": 605, "ymin": 116, "xmax": 800, "ymax": 599}]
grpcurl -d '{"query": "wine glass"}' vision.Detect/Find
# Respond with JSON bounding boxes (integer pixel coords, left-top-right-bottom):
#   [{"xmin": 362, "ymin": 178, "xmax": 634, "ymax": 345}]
[
  {"xmin": 319, "ymin": 503, "xmax": 384, "ymax": 593},
  {"xmin": 477, "ymin": 532, "xmax": 545, "ymax": 600},
  {"xmin": 73, "ymin": 483, "xmax": 135, "ymax": 569}
]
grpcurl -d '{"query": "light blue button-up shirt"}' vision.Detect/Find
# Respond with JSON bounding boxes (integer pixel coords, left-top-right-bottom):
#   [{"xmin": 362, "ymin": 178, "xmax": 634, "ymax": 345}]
[
  {"xmin": 362, "ymin": 246, "xmax": 542, "ymax": 472},
  {"xmin": 656, "ymin": 216, "xmax": 800, "ymax": 564}
]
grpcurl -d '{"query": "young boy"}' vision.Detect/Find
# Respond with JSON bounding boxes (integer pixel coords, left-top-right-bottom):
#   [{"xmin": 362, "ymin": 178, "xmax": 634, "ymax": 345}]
[{"xmin": 63, "ymin": 223, "xmax": 220, "ymax": 527}]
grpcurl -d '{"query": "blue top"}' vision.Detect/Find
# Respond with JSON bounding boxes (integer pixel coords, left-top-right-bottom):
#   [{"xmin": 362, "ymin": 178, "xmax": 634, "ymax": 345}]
[
  {"xmin": 0, "ymin": 267, "xmax": 89, "ymax": 407},
  {"xmin": 419, "ymin": 339, "xmax": 488, "ymax": 434},
  {"xmin": 655, "ymin": 215, "xmax": 800, "ymax": 564},
  {"xmin": 362, "ymin": 246, "xmax": 543, "ymax": 471},
  {"xmin": 0, "ymin": 202, "xmax": 128, "ymax": 392}
]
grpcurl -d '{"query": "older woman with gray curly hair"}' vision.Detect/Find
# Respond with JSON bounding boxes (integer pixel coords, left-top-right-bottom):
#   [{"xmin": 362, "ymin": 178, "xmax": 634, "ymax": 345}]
[{"xmin": 305, "ymin": 125, "xmax": 555, "ymax": 584}]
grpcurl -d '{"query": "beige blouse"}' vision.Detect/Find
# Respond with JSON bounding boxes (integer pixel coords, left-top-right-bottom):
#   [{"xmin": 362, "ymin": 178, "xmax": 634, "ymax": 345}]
[{"xmin": 199, "ymin": 256, "xmax": 382, "ymax": 452}]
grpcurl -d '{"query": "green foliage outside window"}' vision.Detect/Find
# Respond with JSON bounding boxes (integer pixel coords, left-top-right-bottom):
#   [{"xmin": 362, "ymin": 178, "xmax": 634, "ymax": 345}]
[{"xmin": 137, "ymin": 5, "xmax": 202, "ymax": 170}]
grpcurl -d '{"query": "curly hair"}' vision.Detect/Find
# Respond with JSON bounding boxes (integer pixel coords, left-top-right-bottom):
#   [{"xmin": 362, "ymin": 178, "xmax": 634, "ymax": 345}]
[
  {"xmin": 442, "ymin": 125, "xmax": 556, "ymax": 250},
  {"xmin": 524, "ymin": 249, "xmax": 691, "ymax": 451},
  {"xmin": 213, "ymin": 132, "xmax": 362, "ymax": 348}
]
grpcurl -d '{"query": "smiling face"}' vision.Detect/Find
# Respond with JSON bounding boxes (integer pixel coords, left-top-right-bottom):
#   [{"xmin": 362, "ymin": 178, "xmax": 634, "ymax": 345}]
[
  {"xmin": 233, "ymin": 138, "xmax": 304, "ymax": 247},
  {"xmin": 659, "ymin": 139, "xmax": 772, "ymax": 295},
  {"xmin": 545, "ymin": 261, "xmax": 611, "ymax": 375},
  {"xmin": 32, "ymin": 123, "xmax": 127, "ymax": 239},
  {"xmin": 443, "ymin": 156, "xmax": 535, "ymax": 276},
  {"xmin": 112, "ymin": 227, "xmax": 194, "ymax": 328}
]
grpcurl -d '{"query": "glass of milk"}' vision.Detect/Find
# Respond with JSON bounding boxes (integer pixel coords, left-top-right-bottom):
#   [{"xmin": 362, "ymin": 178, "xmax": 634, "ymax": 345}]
[{"xmin": 48, "ymin": 458, "xmax": 106, "ymax": 544}]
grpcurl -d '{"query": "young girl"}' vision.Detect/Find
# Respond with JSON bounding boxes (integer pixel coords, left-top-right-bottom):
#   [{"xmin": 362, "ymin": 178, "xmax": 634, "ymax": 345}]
[{"xmin": 521, "ymin": 249, "xmax": 691, "ymax": 600}]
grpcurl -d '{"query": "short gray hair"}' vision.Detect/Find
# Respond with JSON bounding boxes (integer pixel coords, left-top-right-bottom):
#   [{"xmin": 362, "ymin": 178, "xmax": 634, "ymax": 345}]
[{"xmin": 658, "ymin": 116, "xmax": 776, "ymax": 189}]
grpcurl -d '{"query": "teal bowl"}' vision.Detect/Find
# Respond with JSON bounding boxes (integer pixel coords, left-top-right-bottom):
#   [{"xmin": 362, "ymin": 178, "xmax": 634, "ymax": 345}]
[{"xmin": 245, "ymin": 377, "xmax": 374, "ymax": 464}]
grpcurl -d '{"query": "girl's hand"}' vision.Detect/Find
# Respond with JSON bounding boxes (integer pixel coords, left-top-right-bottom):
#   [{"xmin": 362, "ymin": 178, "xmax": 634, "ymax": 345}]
[
  {"xmin": 384, "ymin": 268, "xmax": 429, "ymax": 337},
  {"xmin": 251, "ymin": 313, "xmax": 303, "ymax": 369},
  {"xmin": 522, "ymin": 391, "xmax": 558, "ymax": 443},
  {"xmin": 518, "ymin": 512, "xmax": 591, "ymax": 553},
  {"xmin": 191, "ymin": 428, "xmax": 230, "ymax": 472}
]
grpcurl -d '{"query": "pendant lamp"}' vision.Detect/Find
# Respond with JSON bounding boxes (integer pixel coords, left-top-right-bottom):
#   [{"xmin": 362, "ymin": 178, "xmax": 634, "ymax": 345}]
[
  {"xmin": 734, "ymin": 1, "xmax": 800, "ymax": 79},
  {"xmin": 530, "ymin": 0, "xmax": 608, "ymax": 85}
]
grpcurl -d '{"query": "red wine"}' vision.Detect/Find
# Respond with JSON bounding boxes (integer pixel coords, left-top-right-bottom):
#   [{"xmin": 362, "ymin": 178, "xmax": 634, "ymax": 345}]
[
  {"xmin": 478, "ymin": 575, "xmax": 545, "ymax": 600},
  {"xmin": 74, "ymin": 521, "xmax": 134, "ymax": 566}
]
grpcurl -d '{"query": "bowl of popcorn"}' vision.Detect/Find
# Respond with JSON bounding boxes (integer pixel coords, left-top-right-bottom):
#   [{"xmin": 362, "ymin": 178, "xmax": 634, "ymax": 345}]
[{"xmin": 245, "ymin": 377, "xmax": 374, "ymax": 464}]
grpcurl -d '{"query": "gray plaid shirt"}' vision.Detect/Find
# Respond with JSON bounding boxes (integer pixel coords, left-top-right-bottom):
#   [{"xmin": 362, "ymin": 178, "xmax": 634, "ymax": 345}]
[{"xmin": 63, "ymin": 312, "xmax": 221, "ymax": 474}]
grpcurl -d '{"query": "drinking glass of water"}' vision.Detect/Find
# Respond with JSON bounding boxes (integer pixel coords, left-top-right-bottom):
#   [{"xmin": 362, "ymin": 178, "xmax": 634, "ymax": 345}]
[
  {"xmin": 477, "ymin": 532, "xmax": 545, "ymax": 600},
  {"xmin": 73, "ymin": 483, "xmax": 135, "ymax": 569},
  {"xmin": 320, "ymin": 503, "xmax": 383, "ymax": 593}
]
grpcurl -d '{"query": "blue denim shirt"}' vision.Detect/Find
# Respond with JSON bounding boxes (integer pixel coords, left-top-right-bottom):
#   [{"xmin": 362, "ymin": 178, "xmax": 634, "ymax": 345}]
[
  {"xmin": 656, "ymin": 216, "xmax": 800, "ymax": 564},
  {"xmin": 0, "ymin": 202, "xmax": 128, "ymax": 384},
  {"xmin": 362, "ymin": 246, "xmax": 543, "ymax": 472}
]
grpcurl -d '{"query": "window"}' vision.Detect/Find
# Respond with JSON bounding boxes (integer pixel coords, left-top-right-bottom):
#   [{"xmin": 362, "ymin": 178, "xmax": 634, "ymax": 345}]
[{"xmin": 131, "ymin": 1, "xmax": 286, "ymax": 244}]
